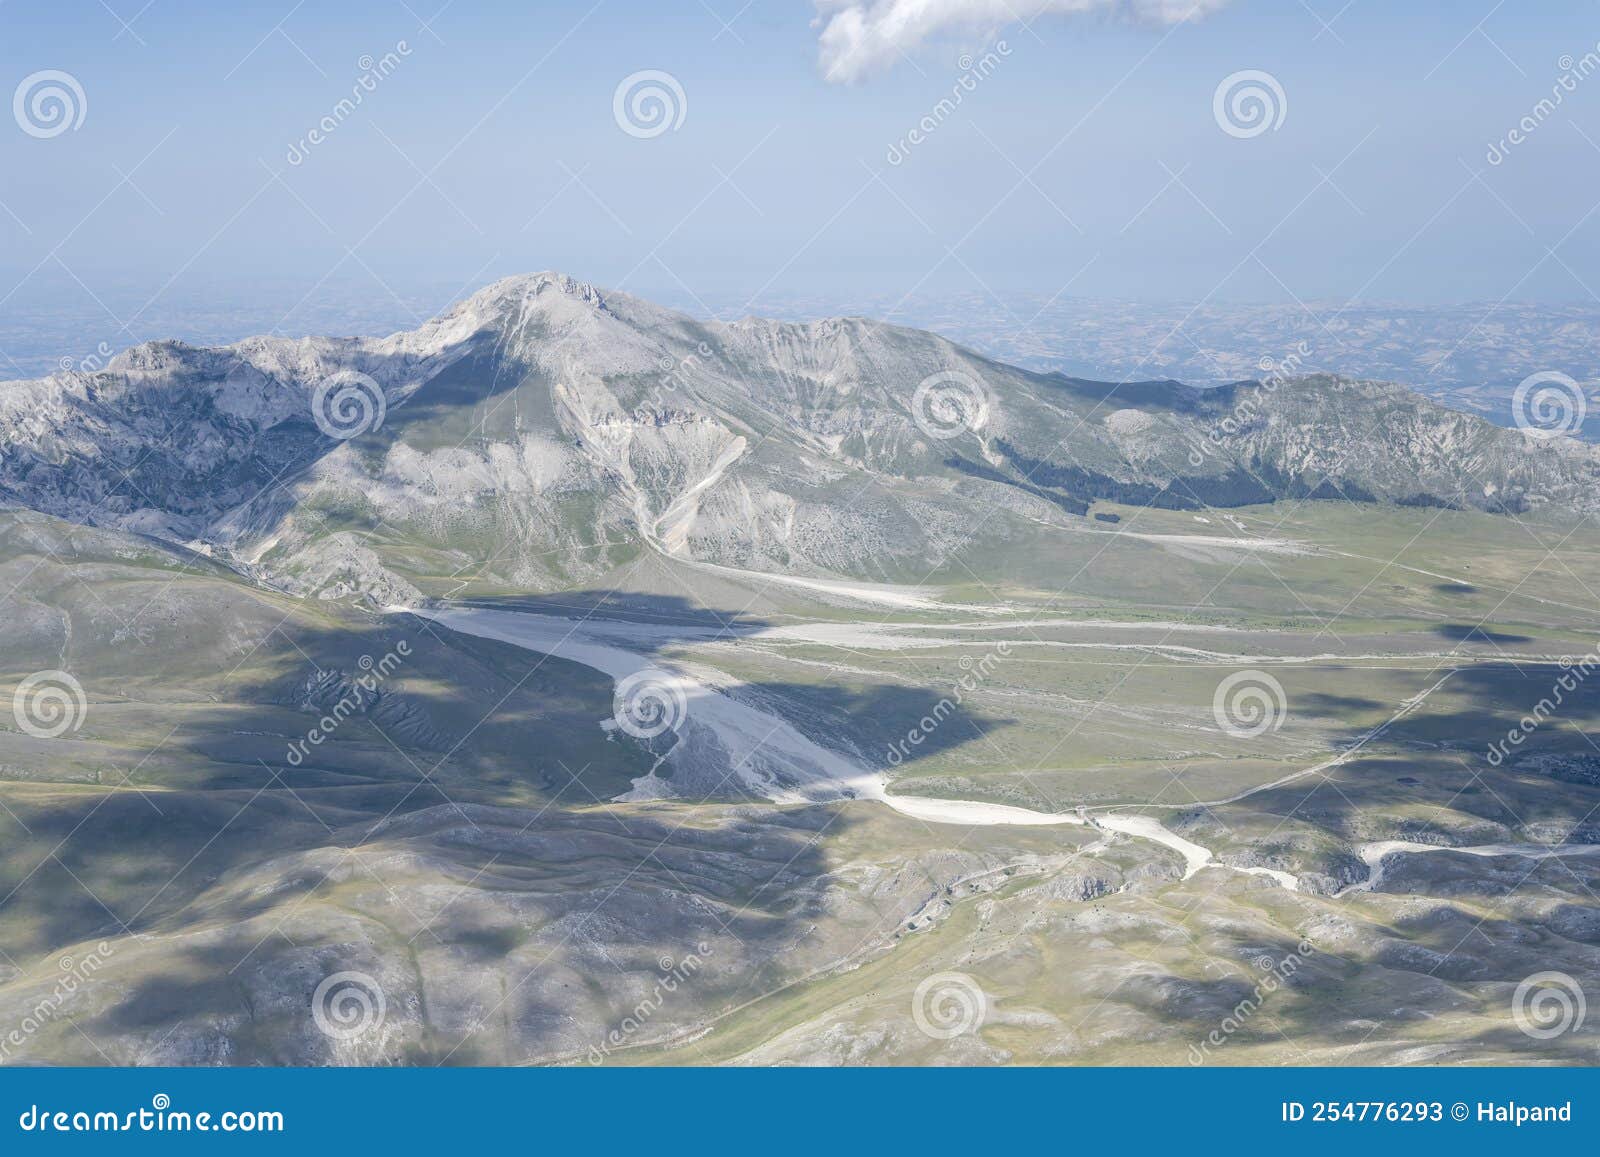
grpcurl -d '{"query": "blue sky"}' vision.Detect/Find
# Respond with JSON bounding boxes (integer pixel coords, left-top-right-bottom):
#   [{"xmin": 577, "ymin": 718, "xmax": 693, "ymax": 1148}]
[{"xmin": 2, "ymin": 0, "xmax": 1599, "ymax": 331}]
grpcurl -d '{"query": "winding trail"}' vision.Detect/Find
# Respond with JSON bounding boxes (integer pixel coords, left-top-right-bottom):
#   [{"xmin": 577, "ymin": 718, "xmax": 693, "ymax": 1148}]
[
  {"xmin": 1336, "ymin": 840, "xmax": 1600, "ymax": 896},
  {"xmin": 395, "ymin": 590, "xmax": 1577, "ymax": 899},
  {"xmin": 392, "ymin": 602, "xmax": 1353, "ymax": 891}
]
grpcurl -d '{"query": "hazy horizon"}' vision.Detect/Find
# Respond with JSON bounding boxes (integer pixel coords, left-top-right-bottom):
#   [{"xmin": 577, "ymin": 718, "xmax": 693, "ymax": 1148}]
[{"xmin": 6, "ymin": 0, "xmax": 1600, "ymax": 342}]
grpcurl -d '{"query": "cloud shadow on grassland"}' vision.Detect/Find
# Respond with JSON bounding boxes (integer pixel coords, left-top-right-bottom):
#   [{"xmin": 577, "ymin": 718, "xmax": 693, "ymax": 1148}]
[
  {"xmin": 0, "ymin": 573, "xmax": 1012, "ymax": 1064},
  {"xmin": 1176, "ymin": 662, "xmax": 1600, "ymax": 890}
]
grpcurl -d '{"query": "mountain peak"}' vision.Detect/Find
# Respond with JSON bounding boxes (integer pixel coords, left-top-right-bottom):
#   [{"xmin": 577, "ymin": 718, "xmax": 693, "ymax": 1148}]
[
  {"xmin": 453, "ymin": 271, "xmax": 611, "ymax": 321},
  {"xmin": 3, "ymin": 275, "xmax": 1598, "ymax": 605}
]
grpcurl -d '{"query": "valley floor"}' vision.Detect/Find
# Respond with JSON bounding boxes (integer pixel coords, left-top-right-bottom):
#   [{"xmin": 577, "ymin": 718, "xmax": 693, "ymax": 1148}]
[{"xmin": 1, "ymin": 501, "xmax": 1598, "ymax": 1065}]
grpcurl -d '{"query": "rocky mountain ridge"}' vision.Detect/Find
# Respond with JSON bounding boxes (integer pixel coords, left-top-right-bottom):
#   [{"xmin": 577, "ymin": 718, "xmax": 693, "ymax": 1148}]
[{"xmin": 2, "ymin": 272, "xmax": 1595, "ymax": 602}]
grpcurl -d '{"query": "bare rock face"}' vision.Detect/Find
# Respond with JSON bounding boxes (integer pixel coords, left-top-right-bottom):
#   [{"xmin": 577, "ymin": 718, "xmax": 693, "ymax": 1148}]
[{"xmin": 3, "ymin": 273, "xmax": 1597, "ymax": 606}]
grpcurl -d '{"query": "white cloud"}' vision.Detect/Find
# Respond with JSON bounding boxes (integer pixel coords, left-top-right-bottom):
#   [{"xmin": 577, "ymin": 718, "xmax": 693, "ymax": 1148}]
[{"xmin": 816, "ymin": 0, "xmax": 1229, "ymax": 83}]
